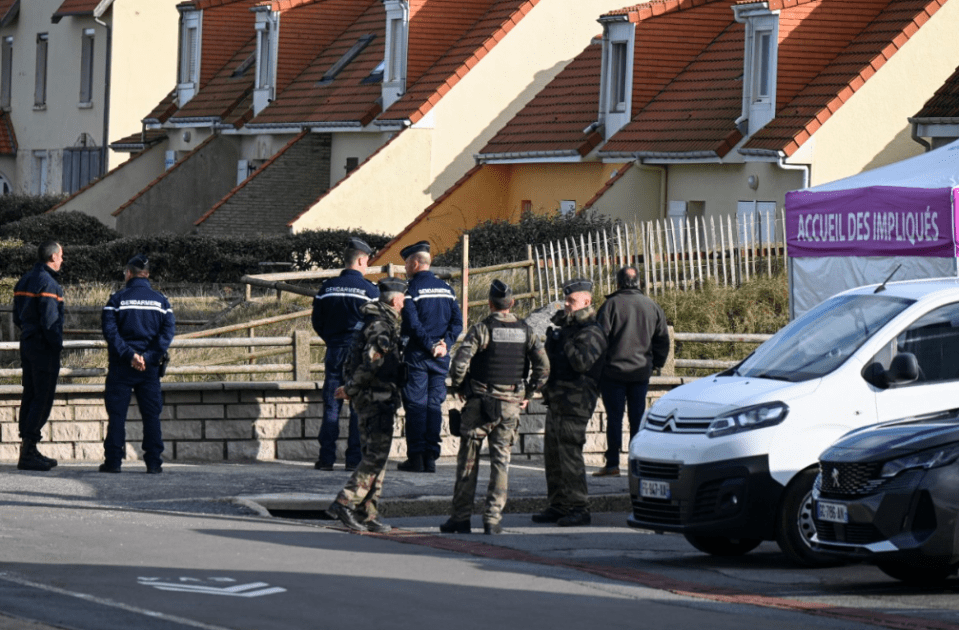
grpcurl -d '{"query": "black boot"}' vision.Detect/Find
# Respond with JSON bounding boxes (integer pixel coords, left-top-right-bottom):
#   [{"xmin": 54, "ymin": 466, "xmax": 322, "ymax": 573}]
[
  {"xmin": 439, "ymin": 518, "xmax": 471, "ymax": 534},
  {"xmin": 397, "ymin": 453, "xmax": 424, "ymax": 472},
  {"xmin": 422, "ymin": 453, "xmax": 436, "ymax": 473},
  {"xmin": 18, "ymin": 443, "xmax": 52, "ymax": 472},
  {"xmin": 30, "ymin": 443, "xmax": 57, "ymax": 468},
  {"xmin": 327, "ymin": 502, "xmax": 366, "ymax": 532}
]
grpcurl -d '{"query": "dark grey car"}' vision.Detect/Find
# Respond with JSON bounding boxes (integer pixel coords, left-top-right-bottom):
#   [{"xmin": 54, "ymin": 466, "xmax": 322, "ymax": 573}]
[{"xmin": 812, "ymin": 411, "xmax": 959, "ymax": 583}]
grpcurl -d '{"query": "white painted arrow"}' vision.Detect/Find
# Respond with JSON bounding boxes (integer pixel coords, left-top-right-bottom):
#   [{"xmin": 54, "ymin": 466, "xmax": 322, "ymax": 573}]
[{"xmin": 137, "ymin": 578, "xmax": 286, "ymax": 598}]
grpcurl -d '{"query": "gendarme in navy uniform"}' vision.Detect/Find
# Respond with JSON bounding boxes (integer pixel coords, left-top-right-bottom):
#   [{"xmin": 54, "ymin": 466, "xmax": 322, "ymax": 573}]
[
  {"xmin": 312, "ymin": 237, "xmax": 379, "ymax": 471},
  {"xmin": 100, "ymin": 255, "xmax": 176, "ymax": 474},
  {"xmin": 397, "ymin": 241, "xmax": 463, "ymax": 473}
]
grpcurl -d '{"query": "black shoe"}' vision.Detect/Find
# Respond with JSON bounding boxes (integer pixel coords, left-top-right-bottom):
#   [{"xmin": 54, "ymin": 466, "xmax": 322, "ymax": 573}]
[
  {"xmin": 146, "ymin": 464, "xmax": 163, "ymax": 474},
  {"xmin": 557, "ymin": 509, "xmax": 591, "ymax": 527},
  {"xmin": 327, "ymin": 502, "xmax": 366, "ymax": 532},
  {"xmin": 98, "ymin": 462, "xmax": 121, "ymax": 473},
  {"xmin": 314, "ymin": 461, "xmax": 334, "ymax": 471},
  {"xmin": 531, "ymin": 506, "xmax": 567, "ymax": 524},
  {"xmin": 439, "ymin": 518, "xmax": 472, "ymax": 534},
  {"xmin": 365, "ymin": 517, "xmax": 392, "ymax": 534},
  {"xmin": 30, "ymin": 444, "xmax": 57, "ymax": 468},
  {"xmin": 18, "ymin": 454, "xmax": 53, "ymax": 472},
  {"xmin": 397, "ymin": 453, "xmax": 424, "ymax": 472},
  {"xmin": 484, "ymin": 523, "xmax": 503, "ymax": 535},
  {"xmin": 422, "ymin": 454, "xmax": 436, "ymax": 473}
]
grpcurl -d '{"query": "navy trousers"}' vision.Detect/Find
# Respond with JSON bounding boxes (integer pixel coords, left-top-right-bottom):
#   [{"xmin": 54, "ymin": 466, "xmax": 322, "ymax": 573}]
[
  {"xmin": 19, "ymin": 342, "xmax": 60, "ymax": 444},
  {"xmin": 319, "ymin": 344, "xmax": 361, "ymax": 467},
  {"xmin": 402, "ymin": 365, "xmax": 446, "ymax": 458},
  {"xmin": 599, "ymin": 379, "xmax": 649, "ymax": 468},
  {"xmin": 104, "ymin": 364, "xmax": 164, "ymax": 467}
]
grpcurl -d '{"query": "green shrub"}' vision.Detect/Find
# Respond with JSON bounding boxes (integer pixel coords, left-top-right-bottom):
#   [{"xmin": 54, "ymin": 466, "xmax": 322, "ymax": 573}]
[
  {"xmin": 0, "ymin": 194, "xmax": 66, "ymax": 225},
  {"xmin": 0, "ymin": 210, "xmax": 121, "ymax": 246}
]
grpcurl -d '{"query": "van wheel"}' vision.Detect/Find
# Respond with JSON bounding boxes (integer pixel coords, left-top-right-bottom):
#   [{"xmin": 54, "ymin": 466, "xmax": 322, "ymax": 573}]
[
  {"xmin": 776, "ymin": 468, "xmax": 843, "ymax": 567},
  {"xmin": 877, "ymin": 561, "xmax": 956, "ymax": 584},
  {"xmin": 683, "ymin": 534, "xmax": 762, "ymax": 556}
]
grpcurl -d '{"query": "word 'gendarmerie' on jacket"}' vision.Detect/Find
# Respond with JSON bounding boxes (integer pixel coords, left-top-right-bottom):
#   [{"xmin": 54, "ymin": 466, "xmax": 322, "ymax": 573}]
[
  {"xmin": 343, "ymin": 300, "xmax": 406, "ymax": 410},
  {"xmin": 312, "ymin": 269, "xmax": 379, "ymax": 347},
  {"xmin": 450, "ymin": 312, "xmax": 549, "ymax": 404},
  {"xmin": 544, "ymin": 306, "xmax": 607, "ymax": 417},
  {"xmin": 402, "ymin": 270, "xmax": 463, "ymax": 370},
  {"xmin": 102, "ymin": 277, "xmax": 176, "ymax": 367}
]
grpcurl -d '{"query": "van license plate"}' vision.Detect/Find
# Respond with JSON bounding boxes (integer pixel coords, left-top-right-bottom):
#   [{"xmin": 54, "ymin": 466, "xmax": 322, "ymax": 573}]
[
  {"xmin": 816, "ymin": 501, "xmax": 848, "ymax": 524},
  {"xmin": 640, "ymin": 480, "xmax": 671, "ymax": 499}
]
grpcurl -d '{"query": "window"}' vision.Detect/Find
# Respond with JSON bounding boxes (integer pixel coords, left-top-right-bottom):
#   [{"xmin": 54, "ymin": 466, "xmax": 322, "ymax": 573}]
[
  {"xmin": 521, "ymin": 200, "xmax": 532, "ymax": 214},
  {"xmin": 387, "ymin": 18, "xmax": 405, "ymax": 84},
  {"xmin": 599, "ymin": 20, "xmax": 634, "ymax": 140},
  {"xmin": 559, "ymin": 200, "xmax": 576, "ymax": 215},
  {"xmin": 345, "ymin": 157, "xmax": 359, "ymax": 174},
  {"xmin": 1, "ymin": 36, "xmax": 12, "ymax": 110},
  {"xmin": 319, "ymin": 35, "xmax": 375, "ymax": 86},
  {"xmin": 253, "ymin": 9, "xmax": 278, "ymax": 115},
  {"xmin": 609, "ymin": 42, "xmax": 628, "ymax": 112},
  {"xmin": 35, "ymin": 34, "xmax": 48, "ymax": 108},
  {"xmin": 177, "ymin": 10, "xmax": 200, "ymax": 106},
  {"xmin": 753, "ymin": 31, "xmax": 772, "ymax": 102},
  {"xmin": 33, "ymin": 151, "xmax": 48, "ymax": 194},
  {"xmin": 737, "ymin": 200, "xmax": 778, "ymax": 245},
  {"xmin": 734, "ymin": 6, "xmax": 778, "ymax": 136},
  {"xmin": 79, "ymin": 29, "xmax": 95, "ymax": 105},
  {"xmin": 62, "ymin": 147, "xmax": 103, "ymax": 194},
  {"xmin": 382, "ymin": 1, "xmax": 408, "ymax": 109},
  {"xmin": 881, "ymin": 303, "xmax": 959, "ymax": 385}
]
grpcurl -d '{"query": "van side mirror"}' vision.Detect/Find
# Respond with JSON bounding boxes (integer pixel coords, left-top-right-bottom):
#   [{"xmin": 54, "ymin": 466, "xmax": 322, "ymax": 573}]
[{"xmin": 886, "ymin": 352, "xmax": 919, "ymax": 385}]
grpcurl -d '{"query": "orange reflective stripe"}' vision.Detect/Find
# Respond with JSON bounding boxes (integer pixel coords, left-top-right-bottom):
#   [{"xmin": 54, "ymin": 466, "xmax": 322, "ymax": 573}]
[{"xmin": 14, "ymin": 291, "xmax": 63, "ymax": 301}]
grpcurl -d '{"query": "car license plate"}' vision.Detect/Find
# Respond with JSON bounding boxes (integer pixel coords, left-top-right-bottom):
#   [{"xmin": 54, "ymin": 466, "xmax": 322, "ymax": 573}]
[
  {"xmin": 640, "ymin": 479, "xmax": 671, "ymax": 499},
  {"xmin": 816, "ymin": 500, "xmax": 848, "ymax": 524}
]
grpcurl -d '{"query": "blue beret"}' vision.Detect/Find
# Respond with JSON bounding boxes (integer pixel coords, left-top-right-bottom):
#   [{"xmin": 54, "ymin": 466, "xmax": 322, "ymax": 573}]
[
  {"xmin": 127, "ymin": 254, "xmax": 150, "ymax": 271},
  {"xmin": 400, "ymin": 240, "xmax": 430, "ymax": 260},
  {"xmin": 489, "ymin": 279, "xmax": 511, "ymax": 299},
  {"xmin": 378, "ymin": 277, "xmax": 407, "ymax": 294},
  {"xmin": 563, "ymin": 278, "xmax": 593, "ymax": 296},
  {"xmin": 348, "ymin": 238, "xmax": 373, "ymax": 255}
]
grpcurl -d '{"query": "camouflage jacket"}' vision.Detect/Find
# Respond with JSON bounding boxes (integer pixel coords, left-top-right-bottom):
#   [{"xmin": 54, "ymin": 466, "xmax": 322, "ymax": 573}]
[
  {"xmin": 342, "ymin": 300, "xmax": 404, "ymax": 410},
  {"xmin": 450, "ymin": 312, "xmax": 549, "ymax": 404},
  {"xmin": 543, "ymin": 306, "xmax": 606, "ymax": 417}
]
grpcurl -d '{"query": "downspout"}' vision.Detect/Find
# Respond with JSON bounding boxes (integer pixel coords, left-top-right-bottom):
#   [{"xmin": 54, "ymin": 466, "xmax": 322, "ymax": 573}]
[
  {"xmin": 777, "ymin": 154, "xmax": 808, "ymax": 322},
  {"xmin": 777, "ymin": 154, "xmax": 808, "ymax": 188},
  {"xmin": 910, "ymin": 121, "xmax": 932, "ymax": 152},
  {"xmin": 95, "ymin": 13, "xmax": 113, "ymax": 174}
]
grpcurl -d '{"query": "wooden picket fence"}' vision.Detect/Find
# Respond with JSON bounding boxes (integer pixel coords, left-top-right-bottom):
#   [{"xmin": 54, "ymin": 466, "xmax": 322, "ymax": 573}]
[{"xmin": 532, "ymin": 210, "xmax": 788, "ymax": 299}]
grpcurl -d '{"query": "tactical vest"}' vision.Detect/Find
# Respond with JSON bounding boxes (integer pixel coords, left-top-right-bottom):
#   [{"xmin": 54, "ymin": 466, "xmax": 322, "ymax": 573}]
[
  {"xmin": 546, "ymin": 321, "xmax": 604, "ymax": 385},
  {"xmin": 345, "ymin": 309, "xmax": 405, "ymax": 385},
  {"xmin": 470, "ymin": 317, "xmax": 529, "ymax": 386}
]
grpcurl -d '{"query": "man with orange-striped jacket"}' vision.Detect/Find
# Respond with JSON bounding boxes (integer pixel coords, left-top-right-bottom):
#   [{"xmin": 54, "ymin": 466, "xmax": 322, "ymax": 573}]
[{"xmin": 13, "ymin": 241, "xmax": 64, "ymax": 472}]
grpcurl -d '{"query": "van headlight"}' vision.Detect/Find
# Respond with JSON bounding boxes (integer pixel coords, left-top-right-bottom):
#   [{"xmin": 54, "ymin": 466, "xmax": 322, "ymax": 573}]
[
  {"xmin": 706, "ymin": 402, "xmax": 789, "ymax": 438},
  {"xmin": 880, "ymin": 443, "xmax": 959, "ymax": 478},
  {"xmin": 638, "ymin": 408, "xmax": 651, "ymax": 430}
]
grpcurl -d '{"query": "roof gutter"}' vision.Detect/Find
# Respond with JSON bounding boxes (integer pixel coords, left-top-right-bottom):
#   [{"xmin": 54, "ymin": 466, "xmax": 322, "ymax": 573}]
[
  {"xmin": 476, "ymin": 149, "xmax": 581, "ymax": 163},
  {"xmin": 94, "ymin": 10, "xmax": 113, "ymax": 174}
]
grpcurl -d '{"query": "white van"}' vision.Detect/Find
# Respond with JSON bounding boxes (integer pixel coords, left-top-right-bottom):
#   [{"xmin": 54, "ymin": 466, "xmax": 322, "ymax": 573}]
[{"xmin": 627, "ymin": 278, "xmax": 959, "ymax": 566}]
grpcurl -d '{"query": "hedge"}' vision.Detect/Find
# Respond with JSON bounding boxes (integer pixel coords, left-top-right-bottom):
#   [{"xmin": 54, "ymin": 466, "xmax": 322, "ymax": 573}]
[
  {"xmin": 0, "ymin": 194, "xmax": 66, "ymax": 225},
  {"xmin": 434, "ymin": 210, "xmax": 615, "ymax": 267}
]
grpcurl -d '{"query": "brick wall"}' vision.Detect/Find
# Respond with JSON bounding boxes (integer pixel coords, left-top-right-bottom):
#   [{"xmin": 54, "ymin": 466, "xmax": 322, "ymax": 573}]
[{"xmin": 0, "ymin": 378, "xmax": 691, "ymax": 463}]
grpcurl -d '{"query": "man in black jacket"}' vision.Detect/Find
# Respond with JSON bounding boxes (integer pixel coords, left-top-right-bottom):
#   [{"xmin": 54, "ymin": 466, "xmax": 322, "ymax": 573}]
[
  {"xmin": 13, "ymin": 241, "xmax": 64, "ymax": 472},
  {"xmin": 594, "ymin": 266, "xmax": 670, "ymax": 476}
]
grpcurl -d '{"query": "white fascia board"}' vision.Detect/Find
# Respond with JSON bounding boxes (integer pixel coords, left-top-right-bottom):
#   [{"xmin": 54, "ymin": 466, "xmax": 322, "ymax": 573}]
[
  {"xmin": 740, "ymin": 151, "xmax": 782, "ymax": 162},
  {"xmin": 165, "ymin": 118, "xmax": 218, "ymax": 128},
  {"xmin": 93, "ymin": 0, "xmax": 115, "ymax": 19},
  {"xmin": 477, "ymin": 155, "xmax": 582, "ymax": 164}
]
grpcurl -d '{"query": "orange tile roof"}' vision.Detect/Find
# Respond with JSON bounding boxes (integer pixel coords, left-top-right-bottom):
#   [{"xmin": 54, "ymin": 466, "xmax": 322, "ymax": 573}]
[
  {"xmin": 0, "ymin": 0, "xmax": 18, "ymax": 26},
  {"xmin": 198, "ymin": 0, "xmax": 260, "ymax": 88},
  {"xmin": 143, "ymin": 90, "xmax": 178, "ymax": 125},
  {"xmin": 52, "ymin": 0, "xmax": 100, "ymax": 22},
  {"xmin": 0, "ymin": 111, "xmax": 16, "ymax": 156},
  {"xmin": 912, "ymin": 63, "xmax": 959, "ymax": 120},
  {"xmin": 110, "ymin": 129, "xmax": 168, "ymax": 152},
  {"xmin": 743, "ymin": 0, "xmax": 949, "ymax": 156},
  {"xmin": 171, "ymin": 35, "xmax": 256, "ymax": 124},
  {"xmin": 381, "ymin": 0, "xmax": 540, "ymax": 124},
  {"xmin": 479, "ymin": 41, "xmax": 604, "ymax": 157}
]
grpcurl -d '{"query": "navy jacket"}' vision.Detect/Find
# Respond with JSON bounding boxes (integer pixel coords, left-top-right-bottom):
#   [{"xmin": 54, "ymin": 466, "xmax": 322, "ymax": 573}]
[
  {"xmin": 102, "ymin": 277, "xmax": 176, "ymax": 367},
  {"xmin": 312, "ymin": 269, "xmax": 379, "ymax": 347},
  {"xmin": 13, "ymin": 263, "xmax": 64, "ymax": 351},
  {"xmin": 402, "ymin": 270, "xmax": 463, "ymax": 371}
]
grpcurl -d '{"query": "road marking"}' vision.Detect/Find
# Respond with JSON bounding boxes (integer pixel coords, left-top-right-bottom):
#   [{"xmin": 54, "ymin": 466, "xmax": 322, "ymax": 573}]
[
  {"xmin": 138, "ymin": 577, "xmax": 286, "ymax": 598},
  {"xmin": 0, "ymin": 573, "xmax": 236, "ymax": 630}
]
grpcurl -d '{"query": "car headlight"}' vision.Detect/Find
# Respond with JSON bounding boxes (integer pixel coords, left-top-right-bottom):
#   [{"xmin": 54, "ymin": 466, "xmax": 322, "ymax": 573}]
[
  {"xmin": 880, "ymin": 443, "xmax": 959, "ymax": 478},
  {"xmin": 638, "ymin": 407, "xmax": 651, "ymax": 431},
  {"xmin": 706, "ymin": 402, "xmax": 789, "ymax": 438}
]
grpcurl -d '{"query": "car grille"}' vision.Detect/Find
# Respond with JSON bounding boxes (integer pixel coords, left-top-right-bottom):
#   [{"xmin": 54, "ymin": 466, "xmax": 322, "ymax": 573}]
[
  {"xmin": 817, "ymin": 461, "xmax": 886, "ymax": 496},
  {"xmin": 633, "ymin": 460, "xmax": 682, "ymax": 480},
  {"xmin": 815, "ymin": 520, "xmax": 884, "ymax": 545},
  {"xmin": 631, "ymin": 497, "xmax": 680, "ymax": 526},
  {"xmin": 644, "ymin": 412, "xmax": 712, "ymax": 434},
  {"xmin": 692, "ymin": 479, "xmax": 722, "ymax": 519}
]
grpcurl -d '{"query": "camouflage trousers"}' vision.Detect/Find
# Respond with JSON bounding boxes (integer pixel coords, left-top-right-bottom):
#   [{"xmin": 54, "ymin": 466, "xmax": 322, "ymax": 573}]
[
  {"xmin": 335, "ymin": 403, "xmax": 396, "ymax": 520},
  {"xmin": 450, "ymin": 396, "xmax": 520, "ymax": 525},
  {"xmin": 543, "ymin": 409, "xmax": 590, "ymax": 511}
]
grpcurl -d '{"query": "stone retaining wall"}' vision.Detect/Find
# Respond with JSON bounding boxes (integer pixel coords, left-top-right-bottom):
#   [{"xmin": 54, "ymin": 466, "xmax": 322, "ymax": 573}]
[{"xmin": 0, "ymin": 378, "xmax": 693, "ymax": 464}]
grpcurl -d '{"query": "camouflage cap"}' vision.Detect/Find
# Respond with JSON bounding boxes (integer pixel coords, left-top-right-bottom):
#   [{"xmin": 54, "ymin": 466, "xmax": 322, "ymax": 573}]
[
  {"xmin": 563, "ymin": 277, "xmax": 593, "ymax": 296},
  {"xmin": 347, "ymin": 237, "xmax": 373, "ymax": 255},
  {"xmin": 400, "ymin": 240, "xmax": 430, "ymax": 259},
  {"xmin": 489, "ymin": 279, "xmax": 511, "ymax": 299},
  {"xmin": 378, "ymin": 277, "xmax": 407, "ymax": 294}
]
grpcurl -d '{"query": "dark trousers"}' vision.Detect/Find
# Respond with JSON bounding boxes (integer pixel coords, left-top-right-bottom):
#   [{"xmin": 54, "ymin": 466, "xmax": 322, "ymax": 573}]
[
  {"xmin": 319, "ymin": 344, "xmax": 361, "ymax": 467},
  {"xmin": 402, "ymin": 365, "xmax": 446, "ymax": 458},
  {"xmin": 104, "ymin": 364, "xmax": 164, "ymax": 467},
  {"xmin": 599, "ymin": 379, "xmax": 649, "ymax": 468},
  {"xmin": 19, "ymin": 343, "xmax": 60, "ymax": 445}
]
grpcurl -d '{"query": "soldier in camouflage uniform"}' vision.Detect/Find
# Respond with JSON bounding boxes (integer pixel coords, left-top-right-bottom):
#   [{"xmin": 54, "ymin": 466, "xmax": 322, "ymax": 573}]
[
  {"xmin": 532, "ymin": 278, "xmax": 607, "ymax": 527},
  {"xmin": 439, "ymin": 280, "xmax": 549, "ymax": 535},
  {"xmin": 327, "ymin": 277, "xmax": 408, "ymax": 534}
]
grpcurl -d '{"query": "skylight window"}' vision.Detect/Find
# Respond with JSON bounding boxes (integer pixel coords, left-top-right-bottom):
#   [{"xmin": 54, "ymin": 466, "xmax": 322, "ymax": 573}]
[
  {"xmin": 318, "ymin": 34, "xmax": 375, "ymax": 86},
  {"xmin": 361, "ymin": 60, "xmax": 385, "ymax": 85}
]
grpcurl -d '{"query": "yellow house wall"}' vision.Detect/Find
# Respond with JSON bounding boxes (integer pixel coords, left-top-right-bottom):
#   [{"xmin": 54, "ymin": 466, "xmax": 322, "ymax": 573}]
[
  {"xmin": 789, "ymin": 0, "xmax": 959, "ymax": 185},
  {"xmin": 329, "ymin": 132, "xmax": 395, "ymax": 187},
  {"xmin": 53, "ymin": 140, "xmax": 170, "ymax": 229},
  {"xmin": 292, "ymin": 128, "xmax": 433, "ymax": 235}
]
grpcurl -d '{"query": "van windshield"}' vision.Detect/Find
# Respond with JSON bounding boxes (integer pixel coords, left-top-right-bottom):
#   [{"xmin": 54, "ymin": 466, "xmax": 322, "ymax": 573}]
[{"xmin": 732, "ymin": 294, "xmax": 914, "ymax": 382}]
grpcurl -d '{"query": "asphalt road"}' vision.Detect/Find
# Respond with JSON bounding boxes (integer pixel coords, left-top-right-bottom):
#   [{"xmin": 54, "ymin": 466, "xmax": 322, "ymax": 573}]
[{"xmin": 2, "ymin": 461, "xmax": 959, "ymax": 630}]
